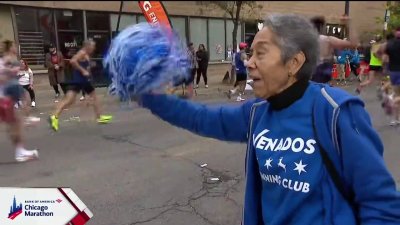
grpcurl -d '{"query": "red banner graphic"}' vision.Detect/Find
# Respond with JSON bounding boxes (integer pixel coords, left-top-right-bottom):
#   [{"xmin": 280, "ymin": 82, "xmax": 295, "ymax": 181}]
[{"xmin": 138, "ymin": 1, "xmax": 172, "ymax": 30}]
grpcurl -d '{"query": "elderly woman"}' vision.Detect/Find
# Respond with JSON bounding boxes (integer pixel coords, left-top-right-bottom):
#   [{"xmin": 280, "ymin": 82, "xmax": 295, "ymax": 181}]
[{"xmin": 138, "ymin": 14, "xmax": 400, "ymax": 224}]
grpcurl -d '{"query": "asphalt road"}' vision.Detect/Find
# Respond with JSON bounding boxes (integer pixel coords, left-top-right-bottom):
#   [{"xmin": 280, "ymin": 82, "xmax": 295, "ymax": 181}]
[{"xmin": 0, "ymin": 82, "xmax": 399, "ymax": 225}]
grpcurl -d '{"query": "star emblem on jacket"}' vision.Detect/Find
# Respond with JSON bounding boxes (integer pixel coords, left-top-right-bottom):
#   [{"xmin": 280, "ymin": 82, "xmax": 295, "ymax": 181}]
[
  {"xmin": 294, "ymin": 160, "xmax": 307, "ymax": 175},
  {"xmin": 265, "ymin": 158, "xmax": 273, "ymax": 170}
]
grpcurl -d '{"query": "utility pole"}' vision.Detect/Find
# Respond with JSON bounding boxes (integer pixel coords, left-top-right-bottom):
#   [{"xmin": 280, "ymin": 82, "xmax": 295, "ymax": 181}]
[
  {"xmin": 344, "ymin": 1, "xmax": 350, "ymax": 38},
  {"xmin": 116, "ymin": 1, "xmax": 124, "ymax": 34},
  {"xmin": 383, "ymin": 1, "xmax": 391, "ymax": 36}
]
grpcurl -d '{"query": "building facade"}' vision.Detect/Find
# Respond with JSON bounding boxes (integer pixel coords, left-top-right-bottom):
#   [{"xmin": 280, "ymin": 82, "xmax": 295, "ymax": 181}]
[{"xmin": 0, "ymin": 1, "xmax": 388, "ymax": 84}]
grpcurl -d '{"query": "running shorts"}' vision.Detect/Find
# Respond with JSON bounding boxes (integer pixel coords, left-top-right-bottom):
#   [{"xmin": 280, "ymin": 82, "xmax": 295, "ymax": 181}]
[
  {"xmin": 0, "ymin": 97, "xmax": 16, "ymax": 123},
  {"xmin": 236, "ymin": 73, "xmax": 247, "ymax": 82},
  {"xmin": 369, "ymin": 65, "xmax": 382, "ymax": 72},
  {"xmin": 3, "ymin": 81, "xmax": 25, "ymax": 102},
  {"xmin": 66, "ymin": 83, "xmax": 95, "ymax": 94}
]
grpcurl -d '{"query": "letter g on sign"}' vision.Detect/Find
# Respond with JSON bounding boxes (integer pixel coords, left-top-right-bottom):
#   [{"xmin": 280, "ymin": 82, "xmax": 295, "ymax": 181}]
[{"xmin": 143, "ymin": 1, "xmax": 152, "ymax": 12}]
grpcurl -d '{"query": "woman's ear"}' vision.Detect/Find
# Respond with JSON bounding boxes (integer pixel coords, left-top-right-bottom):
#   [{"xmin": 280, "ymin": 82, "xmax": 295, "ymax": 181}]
[{"xmin": 287, "ymin": 51, "xmax": 306, "ymax": 76}]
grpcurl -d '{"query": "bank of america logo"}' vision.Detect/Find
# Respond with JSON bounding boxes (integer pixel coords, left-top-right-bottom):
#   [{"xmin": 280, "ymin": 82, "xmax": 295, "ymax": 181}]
[{"xmin": 8, "ymin": 196, "xmax": 23, "ymax": 220}]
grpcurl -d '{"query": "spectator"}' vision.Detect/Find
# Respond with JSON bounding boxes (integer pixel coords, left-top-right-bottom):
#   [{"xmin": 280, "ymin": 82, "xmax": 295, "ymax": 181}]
[
  {"xmin": 45, "ymin": 44, "xmax": 66, "ymax": 102},
  {"xmin": 17, "ymin": 59, "xmax": 36, "ymax": 107},
  {"xmin": 195, "ymin": 44, "xmax": 209, "ymax": 88},
  {"xmin": 139, "ymin": 14, "xmax": 400, "ymax": 224}
]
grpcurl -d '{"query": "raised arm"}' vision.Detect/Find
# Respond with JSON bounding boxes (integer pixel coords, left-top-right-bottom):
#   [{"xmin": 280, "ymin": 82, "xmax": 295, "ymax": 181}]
[
  {"xmin": 139, "ymin": 94, "xmax": 256, "ymax": 142},
  {"xmin": 328, "ymin": 17, "xmax": 359, "ymax": 50}
]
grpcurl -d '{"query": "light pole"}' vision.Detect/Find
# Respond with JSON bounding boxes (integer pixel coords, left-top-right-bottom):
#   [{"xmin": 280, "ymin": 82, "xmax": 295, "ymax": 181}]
[
  {"xmin": 383, "ymin": 1, "xmax": 391, "ymax": 36},
  {"xmin": 343, "ymin": 1, "xmax": 350, "ymax": 38}
]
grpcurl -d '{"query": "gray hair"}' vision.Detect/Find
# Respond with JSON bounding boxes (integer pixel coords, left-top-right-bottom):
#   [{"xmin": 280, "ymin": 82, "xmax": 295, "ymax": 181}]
[{"xmin": 264, "ymin": 14, "xmax": 319, "ymax": 80}]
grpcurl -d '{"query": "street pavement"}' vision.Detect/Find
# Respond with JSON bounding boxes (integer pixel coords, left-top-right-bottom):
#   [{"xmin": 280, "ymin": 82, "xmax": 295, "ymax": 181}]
[{"xmin": 0, "ymin": 79, "xmax": 399, "ymax": 225}]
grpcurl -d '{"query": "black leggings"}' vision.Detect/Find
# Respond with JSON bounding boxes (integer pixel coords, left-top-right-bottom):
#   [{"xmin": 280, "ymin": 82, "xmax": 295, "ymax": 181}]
[
  {"xmin": 22, "ymin": 85, "xmax": 35, "ymax": 102},
  {"xmin": 196, "ymin": 66, "xmax": 208, "ymax": 85},
  {"xmin": 53, "ymin": 83, "xmax": 67, "ymax": 95}
]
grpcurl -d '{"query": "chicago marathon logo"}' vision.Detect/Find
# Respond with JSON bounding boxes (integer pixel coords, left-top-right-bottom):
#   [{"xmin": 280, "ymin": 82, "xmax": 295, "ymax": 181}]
[{"xmin": 7, "ymin": 196, "xmax": 62, "ymax": 220}]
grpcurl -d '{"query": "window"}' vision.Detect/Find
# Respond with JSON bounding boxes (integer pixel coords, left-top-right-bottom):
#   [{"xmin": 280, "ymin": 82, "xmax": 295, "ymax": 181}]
[
  {"xmin": 54, "ymin": 9, "xmax": 84, "ymax": 80},
  {"xmin": 55, "ymin": 10, "xmax": 83, "ymax": 31},
  {"xmin": 326, "ymin": 24, "xmax": 345, "ymax": 39},
  {"xmin": 138, "ymin": 15, "xmax": 147, "ymax": 23},
  {"xmin": 190, "ymin": 18, "xmax": 208, "ymax": 52},
  {"xmin": 55, "ymin": 10, "xmax": 84, "ymax": 60},
  {"xmin": 86, "ymin": 12, "xmax": 110, "ymax": 59},
  {"xmin": 14, "ymin": 7, "xmax": 56, "ymax": 66},
  {"xmin": 86, "ymin": 12, "xmax": 110, "ymax": 31},
  {"xmin": 110, "ymin": 14, "xmax": 137, "ymax": 37},
  {"xmin": 170, "ymin": 17, "xmax": 187, "ymax": 46},
  {"xmin": 226, "ymin": 20, "xmax": 242, "ymax": 57},
  {"xmin": 86, "ymin": 12, "xmax": 111, "ymax": 86},
  {"xmin": 208, "ymin": 19, "xmax": 225, "ymax": 61}
]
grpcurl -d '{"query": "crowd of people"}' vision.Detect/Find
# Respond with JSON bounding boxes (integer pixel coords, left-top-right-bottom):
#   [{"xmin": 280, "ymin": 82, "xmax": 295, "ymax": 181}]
[{"xmin": 0, "ymin": 38, "xmax": 114, "ymax": 162}]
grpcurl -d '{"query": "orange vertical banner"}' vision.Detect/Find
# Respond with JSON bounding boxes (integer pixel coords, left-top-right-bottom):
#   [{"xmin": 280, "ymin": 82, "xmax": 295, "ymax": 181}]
[{"xmin": 138, "ymin": 1, "xmax": 172, "ymax": 30}]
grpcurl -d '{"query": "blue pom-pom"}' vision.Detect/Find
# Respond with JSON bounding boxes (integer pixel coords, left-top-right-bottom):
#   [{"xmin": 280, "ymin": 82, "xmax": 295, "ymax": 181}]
[{"xmin": 103, "ymin": 23, "xmax": 191, "ymax": 101}]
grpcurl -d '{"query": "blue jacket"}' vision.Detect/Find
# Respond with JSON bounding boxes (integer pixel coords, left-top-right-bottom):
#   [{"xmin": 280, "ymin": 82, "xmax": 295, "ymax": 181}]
[{"xmin": 139, "ymin": 82, "xmax": 400, "ymax": 225}]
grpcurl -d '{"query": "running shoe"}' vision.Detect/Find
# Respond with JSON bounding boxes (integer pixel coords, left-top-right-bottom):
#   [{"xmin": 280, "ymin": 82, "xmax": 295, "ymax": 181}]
[
  {"xmin": 15, "ymin": 149, "xmax": 39, "ymax": 162},
  {"xmin": 31, "ymin": 101, "xmax": 36, "ymax": 107},
  {"xmin": 48, "ymin": 115, "xmax": 59, "ymax": 131},
  {"xmin": 80, "ymin": 96, "xmax": 85, "ymax": 101},
  {"xmin": 97, "ymin": 115, "xmax": 113, "ymax": 124},
  {"xmin": 389, "ymin": 120, "xmax": 400, "ymax": 126}
]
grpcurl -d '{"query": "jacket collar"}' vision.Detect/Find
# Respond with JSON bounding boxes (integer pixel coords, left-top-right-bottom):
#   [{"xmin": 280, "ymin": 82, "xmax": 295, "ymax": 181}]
[{"xmin": 267, "ymin": 78, "xmax": 309, "ymax": 111}]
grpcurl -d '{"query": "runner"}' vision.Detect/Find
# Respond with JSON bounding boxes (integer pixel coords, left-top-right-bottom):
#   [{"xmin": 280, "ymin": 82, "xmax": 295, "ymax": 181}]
[
  {"xmin": 0, "ymin": 40, "xmax": 38, "ymax": 162},
  {"xmin": 310, "ymin": 15, "xmax": 359, "ymax": 84},
  {"xmin": 226, "ymin": 42, "xmax": 248, "ymax": 101},
  {"xmin": 356, "ymin": 34, "xmax": 384, "ymax": 94},
  {"xmin": 48, "ymin": 40, "xmax": 112, "ymax": 131},
  {"xmin": 377, "ymin": 28, "xmax": 400, "ymax": 126}
]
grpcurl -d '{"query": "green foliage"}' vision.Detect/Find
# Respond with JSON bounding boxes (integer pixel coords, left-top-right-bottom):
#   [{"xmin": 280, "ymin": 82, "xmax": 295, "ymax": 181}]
[{"xmin": 376, "ymin": 3, "xmax": 400, "ymax": 34}]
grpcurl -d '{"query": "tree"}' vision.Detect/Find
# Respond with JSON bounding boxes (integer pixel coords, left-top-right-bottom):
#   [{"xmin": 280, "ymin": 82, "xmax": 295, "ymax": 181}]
[
  {"xmin": 200, "ymin": 1, "xmax": 263, "ymax": 53},
  {"xmin": 199, "ymin": 1, "xmax": 262, "ymax": 83},
  {"xmin": 375, "ymin": 2, "xmax": 400, "ymax": 35}
]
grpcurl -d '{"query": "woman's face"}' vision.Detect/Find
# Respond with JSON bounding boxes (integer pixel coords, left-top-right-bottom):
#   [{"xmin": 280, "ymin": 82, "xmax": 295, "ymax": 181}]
[
  {"xmin": 247, "ymin": 27, "xmax": 301, "ymax": 99},
  {"xmin": 199, "ymin": 44, "xmax": 204, "ymax": 51},
  {"xmin": 20, "ymin": 60, "xmax": 26, "ymax": 69}
]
